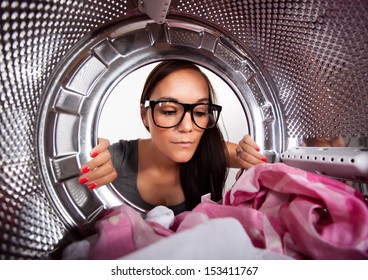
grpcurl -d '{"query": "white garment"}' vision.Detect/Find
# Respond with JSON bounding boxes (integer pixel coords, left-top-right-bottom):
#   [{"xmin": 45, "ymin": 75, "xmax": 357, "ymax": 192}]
[
  {"xmin": 62, "ymin": 238, "xmax": 92, "ymax": 260},
  {"xmin": 122, "ymin": 217, "xmax": 291, "ymax": 260},
  {"xmin": 144, "ymin": 205, "xmax": 175, "ymax": 229}
]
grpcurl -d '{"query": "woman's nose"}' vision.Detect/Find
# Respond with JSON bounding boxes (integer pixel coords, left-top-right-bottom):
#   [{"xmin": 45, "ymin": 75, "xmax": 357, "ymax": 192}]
[{"xmin": 177, "ymin": 111, "xmax": 194, "ymax": 132}]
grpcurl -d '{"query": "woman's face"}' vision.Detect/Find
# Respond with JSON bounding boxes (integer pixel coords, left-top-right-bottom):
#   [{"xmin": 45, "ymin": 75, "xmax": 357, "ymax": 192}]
[{"xmin": 142, "ymin": 68, "xmax": 209, "ymax": 163}]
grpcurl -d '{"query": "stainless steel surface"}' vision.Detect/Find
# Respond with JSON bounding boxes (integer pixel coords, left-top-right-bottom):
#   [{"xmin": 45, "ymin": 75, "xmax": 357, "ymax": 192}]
[
  {"xmin": 139, "ymin": 0, "xmax": 172, "ymax": 24},
  {"xmin": 36, "ymin": 16, "xmax": 284, "ymax": 246},
  {"xmin": 1, "ymin": 0, "xmax": 367, "ymax": 259},
  {"xmin": 281, "ymin": 147, "xmax": 368, "ymax": 181}
]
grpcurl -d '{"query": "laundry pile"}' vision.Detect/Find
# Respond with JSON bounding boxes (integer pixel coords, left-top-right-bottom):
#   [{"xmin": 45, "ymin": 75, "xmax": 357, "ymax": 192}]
[{"xmin": 62, "ymin": 163, "xmax": 368, "ymax": 260}]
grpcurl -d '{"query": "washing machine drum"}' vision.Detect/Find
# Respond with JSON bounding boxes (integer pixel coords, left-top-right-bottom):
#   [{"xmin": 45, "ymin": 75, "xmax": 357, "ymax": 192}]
[{"xmin": 0, "ymin": 0, "xmax": 367, "ymax": 259}]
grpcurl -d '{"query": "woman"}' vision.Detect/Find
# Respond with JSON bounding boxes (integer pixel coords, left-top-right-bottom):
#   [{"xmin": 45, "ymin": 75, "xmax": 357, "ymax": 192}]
[{"xmin": 78, "ymin": 60, "xmax": 267, "ymax": 214}]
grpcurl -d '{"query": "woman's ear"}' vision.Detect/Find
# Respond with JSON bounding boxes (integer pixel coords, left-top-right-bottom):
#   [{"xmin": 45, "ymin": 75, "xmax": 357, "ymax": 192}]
[{"xmin": 140, "ymin": 104, "xmax": 150, "ymax": 131}]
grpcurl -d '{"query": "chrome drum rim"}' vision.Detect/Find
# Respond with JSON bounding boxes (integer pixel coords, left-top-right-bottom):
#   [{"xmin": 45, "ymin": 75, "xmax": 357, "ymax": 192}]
[{"xmin": 36, "ymin": 15, "xmax": 285, "ymax": 235}]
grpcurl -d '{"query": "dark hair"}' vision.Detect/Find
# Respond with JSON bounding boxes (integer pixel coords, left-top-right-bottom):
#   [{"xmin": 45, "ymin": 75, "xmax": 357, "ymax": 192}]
[{"xmin": 140, "ymin": 60, "xmax": 229, "ymax": 210}]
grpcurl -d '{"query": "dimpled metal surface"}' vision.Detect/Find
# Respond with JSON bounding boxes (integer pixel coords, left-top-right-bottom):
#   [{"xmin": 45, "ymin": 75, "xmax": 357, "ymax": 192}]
[{"xmin": 171, "ymin": 0, "xmax": 367, "ymax": 139}]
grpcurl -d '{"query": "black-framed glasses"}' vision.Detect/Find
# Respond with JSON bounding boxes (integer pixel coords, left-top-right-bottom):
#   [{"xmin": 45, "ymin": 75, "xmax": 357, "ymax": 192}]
[{"xmin": 144, "ymin": 100, "xmax": 222, "ymax": 129}]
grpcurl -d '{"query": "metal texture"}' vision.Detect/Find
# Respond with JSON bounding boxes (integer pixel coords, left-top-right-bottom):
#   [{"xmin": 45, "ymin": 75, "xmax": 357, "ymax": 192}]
[
  {"xmin": 36, "ymin": 16, "xmax": 284, "ymax": 250},
  {"xmin": 170, "ymin": 0, "xmax": 368, "ymax": 140},
  {"xmin": 281, "ymin": 147, "xmax": 368, "ymax": 181},
  {"xmin": 0, "ymin": 0, "xmax": 367, "ymax": 259},
  {"xmin": 139, "ymin": 0, "xmax": 172, "ymax": 24}
]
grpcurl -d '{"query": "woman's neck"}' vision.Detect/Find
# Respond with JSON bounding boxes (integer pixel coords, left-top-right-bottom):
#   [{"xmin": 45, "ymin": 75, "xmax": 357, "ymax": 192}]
[
  {"xmin": 139, "ymin": 138, "xmax": 179, "ymax": 173},
  {"xmin": 137, "ymin": 138, "xmax": 183, "ymax": 206}
]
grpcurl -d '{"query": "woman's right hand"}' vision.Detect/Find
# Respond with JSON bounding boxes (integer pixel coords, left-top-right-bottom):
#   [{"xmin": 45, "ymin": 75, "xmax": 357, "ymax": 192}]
[{"xmin": 78, "ymin": 138, "xmax": 117, "ymax": 190}]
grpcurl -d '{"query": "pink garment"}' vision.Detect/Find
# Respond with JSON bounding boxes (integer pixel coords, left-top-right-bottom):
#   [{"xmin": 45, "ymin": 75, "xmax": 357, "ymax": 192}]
[
  {"xmin": 220, "ymin": 163, "xmax": 368, "ymax": 259},
  {"xmin": 88, "ymin": 205, "xmax": 173, "ymax": 259},
  {"xmin": 88, "ymin": 163, "xmax": 368, "ymax": 260},
  {"xmin": 88, "ymin": 205, "xmax": 214, "ymax": 259}
]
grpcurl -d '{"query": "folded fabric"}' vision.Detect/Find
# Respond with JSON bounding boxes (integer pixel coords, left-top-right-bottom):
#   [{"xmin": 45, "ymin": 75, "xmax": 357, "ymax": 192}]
[
  {"xmin": 220, "ymin": 163, "xmax": 368, "ymax": 259},
  {"xmin": 88, "ymin": 205, "xmax": 173, "ymax": 260},
  {"xmin": 122, "ymin": 217, "xmax": 291, "ymax": 260},
  {"xmin": 63, "ymin": 163, "xmax": 368, "ymax": 260},
  {"xmin": 83, "ymin": 205, "xmax": 287, "ymax": 260},
  {"xmin": 62, "ymin": 206, "xmax": 174, "ymax": 260}
]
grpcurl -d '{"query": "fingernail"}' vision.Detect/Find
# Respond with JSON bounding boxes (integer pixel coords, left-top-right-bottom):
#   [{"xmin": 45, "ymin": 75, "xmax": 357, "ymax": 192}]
[
  {"xmin": 261, "ymin": 157, "xmax": 268, "ymax": 162},
  {"xmin": 88, "ymin": 183, "xmax": 97, "ymax": 190},
  {"xmin": 79, "ymin": 177, "xmax": 89, "ymax": 184},
  {"xmin": 256, "ymin": 147, "xmax": 260, "ymax": 152},
  {"xmin": 91, "ymin": 152, "xmax": 99, "ymax": 158},
  {"xmin": 81, "ymin": 167, "xmax": 90, "ymax": 174}
]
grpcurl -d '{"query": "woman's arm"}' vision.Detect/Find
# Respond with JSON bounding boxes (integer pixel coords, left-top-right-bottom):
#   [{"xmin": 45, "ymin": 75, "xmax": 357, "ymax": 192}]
[
  {"xmin": 79, "ymin": 135, "xmax": 265, "ymax": 190},
  {"xmin": 78, "ymin": 138, "xmax": 118, "ymax": 190},
  {"xmin": 226, "ymin": 135, "xmax": 267, "ymax": 169}
]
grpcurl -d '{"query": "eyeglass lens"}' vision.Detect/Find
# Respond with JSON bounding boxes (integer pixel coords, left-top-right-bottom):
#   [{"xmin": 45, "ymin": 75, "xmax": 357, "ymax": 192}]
[{"xmin": 153, "ymin": 101, "xmax": 220, "ymax": 129}]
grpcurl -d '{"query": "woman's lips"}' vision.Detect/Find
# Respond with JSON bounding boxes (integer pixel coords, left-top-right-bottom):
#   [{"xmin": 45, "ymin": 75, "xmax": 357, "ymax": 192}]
[{"xmin": 172, "ymin": 141, "xmax": 194, "ymax": 148}]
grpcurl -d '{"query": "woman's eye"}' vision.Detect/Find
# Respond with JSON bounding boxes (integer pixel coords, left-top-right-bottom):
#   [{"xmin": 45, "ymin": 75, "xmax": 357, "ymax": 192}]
[
  {"xmin": 160, "ymin": 109, "xmax": 177, "ymax": 116},
  {"xmin": 193, "ymin": 111, "xmax": 208, "ymax": 117}
]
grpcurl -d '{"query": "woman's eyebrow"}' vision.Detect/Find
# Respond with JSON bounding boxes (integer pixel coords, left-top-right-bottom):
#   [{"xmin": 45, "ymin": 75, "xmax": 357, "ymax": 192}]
[
  {"xmin": 156, "ymin": 97, "xmax": 210, "ymax": 103},
  {"xmin": 157, "ymin": 97, "xmax": 178, "ymax": 101}
]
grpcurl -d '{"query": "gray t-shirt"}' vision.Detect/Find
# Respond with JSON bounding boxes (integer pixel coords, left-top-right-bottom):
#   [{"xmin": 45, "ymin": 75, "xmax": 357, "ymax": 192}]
[{"xmin": 108, "ymin": 139, "xmax": 187, "ymax": 215}]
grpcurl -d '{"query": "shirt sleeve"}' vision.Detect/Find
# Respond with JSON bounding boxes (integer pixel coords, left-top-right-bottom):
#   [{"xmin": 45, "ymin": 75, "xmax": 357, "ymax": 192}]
[{"xmin": 108, "ymin": 140, "xmax": 129, "ymax": 172}]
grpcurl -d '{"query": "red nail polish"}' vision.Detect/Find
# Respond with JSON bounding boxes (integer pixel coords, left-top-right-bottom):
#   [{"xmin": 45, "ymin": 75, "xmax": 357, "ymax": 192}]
[
  {"xmin": 91, "ymin": 152, "xmax": 99, "ymax": 158},
  {"xmin": 261, "ymin": 157, "xmax": 268, "ymax": 162},
  {"xmin": 81, "ymin": 167, "xmax": 90, "ymax": 174},
  {"xmin": 79, "ymin": 177, "xmax": 89, "ymax": 184},
  {"xmin": 256, "ymin": 147, "xmax": 260, "ymax": 152},
  {"xmin": 88, "ymin": 183, "xmax": 97, "ymax": 190}
]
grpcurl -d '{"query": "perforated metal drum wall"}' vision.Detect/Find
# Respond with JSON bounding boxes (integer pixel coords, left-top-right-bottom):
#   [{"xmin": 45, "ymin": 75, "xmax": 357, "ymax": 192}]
[
  {"xmin": 0, "ymin": 0, "xmax": 367, "ymax": 259},
  {"xmin": 0, "ymin": 0, "xmax": 139, "ymax": 260},
  {"xmin": 172, "ymin": 0, "xmax": 368, "ymax": 139}
]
